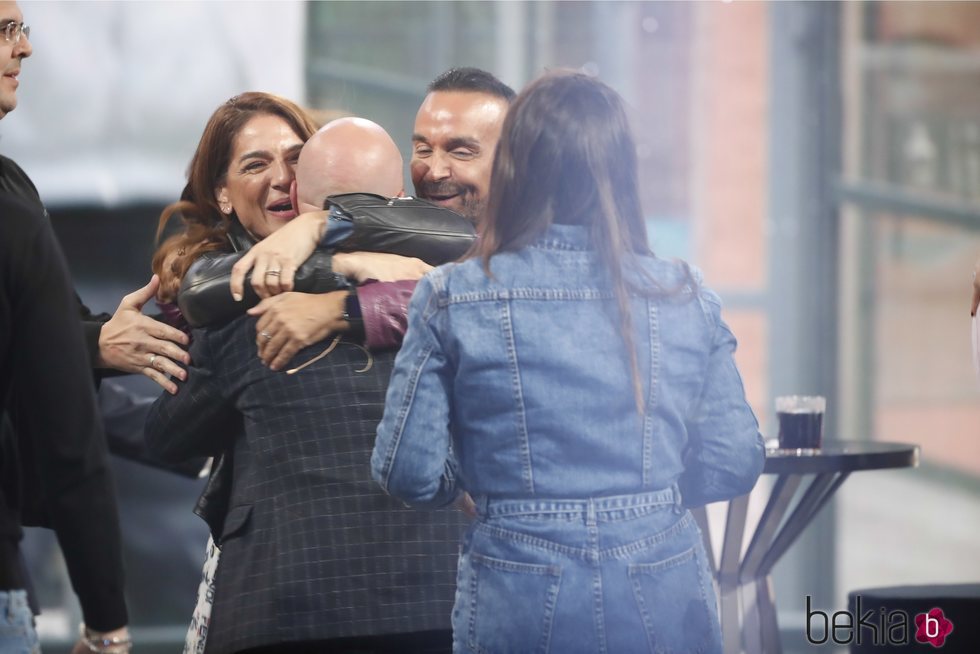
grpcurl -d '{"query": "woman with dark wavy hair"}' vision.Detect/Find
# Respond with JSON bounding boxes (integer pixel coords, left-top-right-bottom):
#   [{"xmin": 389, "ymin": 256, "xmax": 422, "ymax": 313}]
[
  {"xmin": 148, "ymin": 91, "xmax": 319, "ymax": 654},
  {"xmin": 152, "ymin": 91, "xmax": 319, "ymax": 302},
  {"xmin": 373, "ymin": 70, "xmax": 765, "ymax": 653}
]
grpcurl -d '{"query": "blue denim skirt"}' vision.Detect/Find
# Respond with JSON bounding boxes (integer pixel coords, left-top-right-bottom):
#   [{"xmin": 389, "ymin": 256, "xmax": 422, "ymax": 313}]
[
  {"xmin": 453, "ymin": 488, "xmax": 721, "ymax": 654},
  {"xmin": 0, "ymin": 590, "xmax": 39, "ymax": 654}
]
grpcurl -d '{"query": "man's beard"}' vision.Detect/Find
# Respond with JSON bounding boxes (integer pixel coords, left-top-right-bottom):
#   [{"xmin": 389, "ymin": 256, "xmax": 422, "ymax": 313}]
[{"xmin": 415, "ymin": 180, "xmax": 484, "ymax": 223}]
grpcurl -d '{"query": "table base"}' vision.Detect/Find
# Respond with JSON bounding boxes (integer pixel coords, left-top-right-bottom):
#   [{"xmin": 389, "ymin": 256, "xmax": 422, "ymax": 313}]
[{"xmin": 692, "ymin": 471, "xmax": 851, "ymax": 654}]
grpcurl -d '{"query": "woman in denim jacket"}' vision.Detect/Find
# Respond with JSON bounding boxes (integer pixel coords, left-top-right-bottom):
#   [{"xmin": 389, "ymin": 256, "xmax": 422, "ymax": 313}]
[{"xmin": 372, "ymin": 71, "xmax": 765, "ymax": 654}]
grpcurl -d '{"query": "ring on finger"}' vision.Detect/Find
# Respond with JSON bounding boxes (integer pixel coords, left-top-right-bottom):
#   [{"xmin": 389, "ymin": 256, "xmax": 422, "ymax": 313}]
[
  {"xmin": 260, "ymin": 331, "xmax": 273, "ymax": 340},
  {"xmin": 148, "ymin": 354, "xmax": 158, "ymax": 368},
  {"xmin": 265, "ymin": 270, "xmax": 281, "ymax": 277}
]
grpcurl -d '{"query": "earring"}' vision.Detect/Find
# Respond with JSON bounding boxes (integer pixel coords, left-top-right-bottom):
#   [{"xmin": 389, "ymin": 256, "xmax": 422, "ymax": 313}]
[{"xmin": 222, "ymin": 205, "xmax": 232, "ymax": 215}]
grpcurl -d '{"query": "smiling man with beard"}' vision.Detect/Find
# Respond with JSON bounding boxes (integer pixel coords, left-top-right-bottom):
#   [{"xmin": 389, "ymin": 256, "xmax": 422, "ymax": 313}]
[{"xmin": 410, "ymin": 68, "xmax": 515, "ymax": 223}]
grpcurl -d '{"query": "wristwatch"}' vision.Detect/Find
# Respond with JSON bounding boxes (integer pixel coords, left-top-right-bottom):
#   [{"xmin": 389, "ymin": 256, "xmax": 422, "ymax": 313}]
[{"xmin": 342, "ymin": 288, "xmax": 364, "ymax": 339}]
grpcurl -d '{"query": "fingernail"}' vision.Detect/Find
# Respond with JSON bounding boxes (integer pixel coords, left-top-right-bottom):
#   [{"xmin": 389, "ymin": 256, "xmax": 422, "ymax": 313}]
[{"xmin": 233, "ymin": 293, "xmax": 243, "ymax": 302}]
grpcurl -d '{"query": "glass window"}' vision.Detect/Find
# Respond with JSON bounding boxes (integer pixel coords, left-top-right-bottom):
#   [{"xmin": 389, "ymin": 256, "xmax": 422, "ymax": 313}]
[{"xmin": 836, "ymin": 0, "xmax": 980, "ymax": 607}]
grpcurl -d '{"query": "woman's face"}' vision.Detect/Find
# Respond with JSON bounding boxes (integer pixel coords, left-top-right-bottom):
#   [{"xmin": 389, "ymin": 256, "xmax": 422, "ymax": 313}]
[{"xmin": 216, "ymin": 113, "xmax": 304, "ymax": 240}]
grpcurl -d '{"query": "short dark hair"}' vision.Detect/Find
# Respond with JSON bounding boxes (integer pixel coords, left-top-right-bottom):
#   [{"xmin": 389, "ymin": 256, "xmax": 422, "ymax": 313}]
[{"xmin": 427, "ymin": 67, "xmax": 516, "ymax": 102}]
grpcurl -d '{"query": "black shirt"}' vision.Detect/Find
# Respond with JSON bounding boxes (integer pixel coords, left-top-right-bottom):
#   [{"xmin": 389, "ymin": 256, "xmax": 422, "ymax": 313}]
[
  {"xmin": 0, "ymin": 153, "xmax": 41, "ymax": 205},
  {"xmin": 0, "ymin": 154, "xmax": 113, "ymax": 364},
  {"xmin": 0, "ymin": 191, "xmax": 128, "ymax": 629}
]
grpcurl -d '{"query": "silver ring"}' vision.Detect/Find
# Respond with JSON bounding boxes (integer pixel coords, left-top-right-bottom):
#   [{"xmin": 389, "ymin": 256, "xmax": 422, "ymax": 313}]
[
  {"xmin": 260, "ymin": 331, "xmax": 273, "ymax": 340},
  {"xmin": 148, "ymin": 354, "xmax": 158, "ymax": 368},
  {"xmin": 265, "ymin": 270, "xmax": 281, "ymax": 277}
]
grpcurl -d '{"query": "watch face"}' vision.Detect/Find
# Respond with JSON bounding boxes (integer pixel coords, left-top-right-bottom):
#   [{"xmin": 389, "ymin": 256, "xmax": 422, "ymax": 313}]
[{"xmin": 345, "ymin": 291, "xmax": 362, "ymax": 323}]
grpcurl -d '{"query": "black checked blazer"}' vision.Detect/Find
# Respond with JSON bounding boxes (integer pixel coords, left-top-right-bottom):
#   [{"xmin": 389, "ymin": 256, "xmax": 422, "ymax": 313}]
[{"xmin": 145, "ymin": 316, "xmax": 467, "ymax": 653}]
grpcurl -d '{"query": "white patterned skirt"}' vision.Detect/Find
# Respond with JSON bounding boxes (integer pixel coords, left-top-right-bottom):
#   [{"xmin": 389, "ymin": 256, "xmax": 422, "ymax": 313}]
[{"xmin": 183, "ymin": 535, "xmax": 221, "ymax": 654}]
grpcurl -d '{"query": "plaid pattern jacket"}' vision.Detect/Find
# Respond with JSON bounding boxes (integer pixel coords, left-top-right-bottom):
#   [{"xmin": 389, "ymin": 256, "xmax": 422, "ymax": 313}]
[{"xmin": 145, "ymin": 315, "xmax": 467, "ymax": 653}]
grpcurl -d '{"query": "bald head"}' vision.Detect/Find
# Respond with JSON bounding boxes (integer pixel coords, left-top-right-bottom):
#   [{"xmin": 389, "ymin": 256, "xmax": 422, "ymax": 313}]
[{"xmin": 294, "ymin": 117, "xmax": 404, "ymax": 214}]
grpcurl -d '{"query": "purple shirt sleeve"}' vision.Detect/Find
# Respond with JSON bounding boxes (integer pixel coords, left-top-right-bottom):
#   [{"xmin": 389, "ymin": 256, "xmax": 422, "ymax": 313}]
[
  {"xmin": 155, "ymin": 300, "xmax": 191, "ymax": 336},
  {"xmin": 359, "ymin": 280, "xmax": 418, "ymax": 351}
]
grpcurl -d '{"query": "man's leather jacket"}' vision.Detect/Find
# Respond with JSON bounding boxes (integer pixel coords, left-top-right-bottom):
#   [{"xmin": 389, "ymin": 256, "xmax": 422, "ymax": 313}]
[{"xmin": 177, "ymin": 193, "xmax": 476, "ymax": 331}]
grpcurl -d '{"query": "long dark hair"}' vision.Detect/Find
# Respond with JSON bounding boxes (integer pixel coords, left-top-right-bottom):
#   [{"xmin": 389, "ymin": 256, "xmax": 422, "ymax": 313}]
[
  {"xmin": 152, "ymin": 92, "xmax": 317, "ymax": 301},
  {"xmin": 473, "ymin": 70, "xmax": 689, "ymax": 411}
]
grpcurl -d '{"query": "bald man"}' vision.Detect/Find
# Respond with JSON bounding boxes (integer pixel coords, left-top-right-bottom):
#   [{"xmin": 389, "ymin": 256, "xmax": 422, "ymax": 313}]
[
  {"xmin": 249, "ymin": 116, "xmax": 433, "ymax": 368},
  {"xmin": 293, "ymin": 116, "xmax": 405, "ymax": 214}
]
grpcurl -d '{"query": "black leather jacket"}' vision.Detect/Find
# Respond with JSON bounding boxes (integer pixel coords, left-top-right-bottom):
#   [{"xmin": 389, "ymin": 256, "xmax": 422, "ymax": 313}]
[{"xmin": 178, "ymin": 193, "xmax": 476, "ymax": 329}]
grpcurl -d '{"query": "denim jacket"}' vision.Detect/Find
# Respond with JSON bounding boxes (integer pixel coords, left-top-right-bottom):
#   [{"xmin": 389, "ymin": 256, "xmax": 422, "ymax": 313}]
[{"xmin": 372, "ymin": 223, "xmax": 764, "ymax": 509}]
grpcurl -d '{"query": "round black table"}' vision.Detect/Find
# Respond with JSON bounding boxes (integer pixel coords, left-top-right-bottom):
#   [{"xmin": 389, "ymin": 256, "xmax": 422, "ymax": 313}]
[{"xmin": 690, "ymin": 440, "xmax": 919, "ymax": 654}]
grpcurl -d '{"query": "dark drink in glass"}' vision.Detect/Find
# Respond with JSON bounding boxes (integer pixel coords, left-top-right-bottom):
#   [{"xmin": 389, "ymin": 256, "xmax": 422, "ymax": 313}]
[
  {"xmin": 777, "ymin": 411, "xmax": 823, "ymax": 450},
  {"xmin": 775, "ymin": 395, "xmax": 825, "ymax": 452}
]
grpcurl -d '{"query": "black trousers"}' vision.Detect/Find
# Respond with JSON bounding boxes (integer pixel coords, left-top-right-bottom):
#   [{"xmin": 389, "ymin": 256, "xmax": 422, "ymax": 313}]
[{"xmin": 238, "ymin": 629, "xmax": 452, "ymax": 654}]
